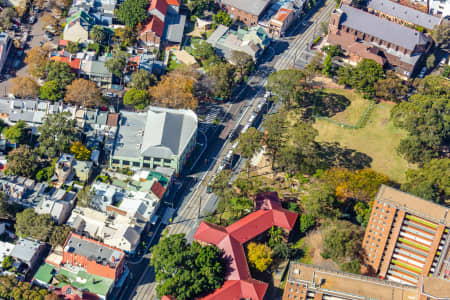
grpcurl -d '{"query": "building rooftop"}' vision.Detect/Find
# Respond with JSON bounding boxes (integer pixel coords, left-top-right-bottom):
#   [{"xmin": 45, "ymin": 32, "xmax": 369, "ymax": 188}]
[
  {"xmin": 339, "ymin": 4, "xmax": 429, "ymax": 51},
  {"xmin": 0, "ymin": 241, "xmax": 14, "ymax": 262},
  {"xmin": 10, "ymin": 238, "xmax": 42, "ymax": 263},
  {"xmin": 64, "ymin": 233, "xmax": 123, "ymax": 266},
  {"xmin": 112, "ymin": 107, "xmax": 197, "ymax": 160},
  {"xmin": 286, "ymin": 262, "xmax": 418, "ymax": 300},
  {"xmin": 421, "ymin": 277, "xmax": 450, "ymax": 299},
  {"xmin": 367, "ymin": 0, "xmax": 441, "ymax": 30},
  {"xmin": 221, "ymin": 0, "xmax": 270, "ymax": 17},
  {"xmin": 376, "ymin": 185, "xmax": 450, "ymax": 226}
]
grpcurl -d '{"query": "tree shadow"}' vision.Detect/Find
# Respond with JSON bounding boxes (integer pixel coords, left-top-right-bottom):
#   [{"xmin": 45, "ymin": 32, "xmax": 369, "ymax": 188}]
[
  {"xmin": 319, "ymin": 142, "xmax": 373, "ymax": 170},
  {"xmin": 302, "ymin": 91, "xmax": 351, "ymax": 120}
]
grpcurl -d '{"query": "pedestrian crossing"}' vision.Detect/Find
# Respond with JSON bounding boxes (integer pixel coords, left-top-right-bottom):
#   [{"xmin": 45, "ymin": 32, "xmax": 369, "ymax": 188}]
[{"xmin": 198, "ymin": 106, "xmax": 221, "ymax": 133}]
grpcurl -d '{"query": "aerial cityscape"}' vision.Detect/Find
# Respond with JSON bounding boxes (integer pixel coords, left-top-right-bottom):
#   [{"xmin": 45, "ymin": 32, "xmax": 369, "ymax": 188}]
[{"xmin": 0, "ymin": 0, "xmax": 447, "ymax": 299}]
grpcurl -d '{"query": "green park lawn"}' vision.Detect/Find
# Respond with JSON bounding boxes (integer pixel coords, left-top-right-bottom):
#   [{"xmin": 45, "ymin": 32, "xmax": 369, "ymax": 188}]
[{"xmin": 313, "ymin": 94, "xmax": 415, "ymax": 183}]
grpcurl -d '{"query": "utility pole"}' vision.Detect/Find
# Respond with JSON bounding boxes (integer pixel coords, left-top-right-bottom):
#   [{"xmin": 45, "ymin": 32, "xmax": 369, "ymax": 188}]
[{"xmin": 198, "ymin": 196, "xmax": 202, "ymax": 219}]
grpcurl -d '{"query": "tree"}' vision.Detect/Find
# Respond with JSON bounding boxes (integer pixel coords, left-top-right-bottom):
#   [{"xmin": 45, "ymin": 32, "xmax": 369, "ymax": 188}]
[
  {"xmin": 24, "ymin": 44, "xmax": 52, "ymax": 78},
  {"xmin": 38, "ymin": 113, "xmax": 79, "ymax": 158},
  {"xmin": 151, "ymin": 234, "xmax": 225, "ymax": 300},
  {"xmin": 191, "ymin": 40, "xmax": 216, "ymax": 62},
  {"xmin": 66, "ymin": 41, "xmax": 79, "ymax": 54},
  {"xmin": 113, "ymin": 26, "xmax": 137, "ymax": 47},
  {"xmin": 247, "ymin": 242, "xmax": 273, "ymax": 272},
  {"xmin": 49, "ymin": 225, "xmax": 71, "ymax": 247},
  {"xmin": 209, "ymin": 62, "xmax": 236, "ymax": 100},
  {"xmin": 415, "ymin": 75, "xmax": 450, "ymax": 97},
  {"xmin": 46, "ymin": 60, "xmax": 75, "ymax": 88},
  {"xmin": 236, "ymin": 127, "xmax": 263, "ymax": 159},
  {"xmin": 65, "ymin": 78, "xmax": 102, "ymax": 107},
  {"xmin": 3, "ymin": 120, "xmax": 26, "ymax": 144},
  {"xmin": 124, "ymin": 88, "xmax": 149, "ymax": 110},
  {"xmin": 213, "ymin": 11, "xmax": 232, "ymax": 26},
  {"xmin": 149, "ymin": 73, "xmax": 198, "ymax": 109},
  {"xmin": 322, "ymin": 45, "xmax": 342, "ymax": 57},
  {"xmin": 15, "ymin": 209, "xmax": 54, "ymax": 242},
  {"xmin": 337, "ymin": 59, "xmax": 384, "ymax": 97},
  {"xmin": 117, "ymin": 0, "xmax": 148, "ymax": 28},
  {"xmin": 89, "ymin": 25, "xmax": 107, "ymax": 43},
  {"xmin": 267, "ymin": 69, "xmax": 311, "ymax": 109},
  {"xmin": 354, "ymin": 201, "xmax": 370, "ymax": 227},
  {"xmin": 40, "ymin": 80, "xmax": 63, "ymax": 101},
  {"xmin": 299, "ymin": 214, "xmax": 316, "ymax": 234},
  {"xmin": 70, "ymin": 141, "xmax": 91, "ymax": 161},
  {"xmin": 402, "ymin": 159, "xmax": 450, "ymax": 203},
  {"xmin": 228, "ymin": 197, "xmax": 253, "ymax": 216},
  {"xmin": 1, "ymin": 256, "xmax": 13, "ymax": 270},
  {"xmin": 303, "ymin": 183, "xmax": 339, "ymax": 218},
  {"xmin": 9, "ymin": 76, "xmax": 39, "ymax": 98},
  {"xmin": 188, "ymin": 0, "xmax": 215, "ymax": 17},
  {"xmin": 131, "ymin": 69, "xmax": 155, "ymax": 90},
  {"xmin": 41, "ymin": 12, "xmax": 58, "ymax": 32},
  {"xmin": 0, "ymin": 8, "xmax": 17, "ymax": 29},
  {"xmin": 432, "ymin": 20, "xmax": 449, "ymax": 46},
  {"xmin": 263, "ymin": 112, "xmax": 287, "ymax": 168},
  {"xmin": 426, "ymin": 54, "xmax": 436, "ymax": 70},
  {"xmin": 391, "ymin": 94, "xmax": 449, "ymax": 165},
  {"xmin": 0, "ymin": 192, "xmax": 19, "ymax": 219},
  {"xmin": 0, "ymin": 275, "xmax": 51, "ymax": 299},
  {"xmin": 374, "ymin": 71, "xmax": 408, "ymax": 102},
  {"xmin": 231, "ymin": 51, "xmax": 254, "ymax": 79},
  {"xmin": 7, "ymin": 145, "xmax": 38, "ymax": 178},
  {"xmin": 105, "ymin": 51, "xmax": 130, "ymax": 82},
  {"xmin": 321, "ymin": 221, "xmax": 363, "ymax": 267}
]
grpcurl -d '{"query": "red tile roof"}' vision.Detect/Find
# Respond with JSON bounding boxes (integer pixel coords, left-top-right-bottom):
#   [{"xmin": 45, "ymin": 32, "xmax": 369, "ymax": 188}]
[
  {"xmin": 50, "ymin": 56, "xmax": 82, "ymax": 72},
  {"xmin": 166, "ymin": 0, "xmax": 180, "ymax": 6},
  {"xmin": 148, "ymin": 0, "xmax": 168, "ymax": 16},
  {"xmin": 272, "ymin": 7, "xmax": 293, "ymax": 23},
  {"xmin": 141, "ymin": 15, "xmax": 165, "ymax": 37},
  {"xmin": 192, "ymin": 192, "xmax": 298, "ymax": 300},
  {"xmin": 106, "ymin": 113, "xmax": 119, "ymax": 127},
  {"xmin": 59, "ymin": 39, "xmax": 69, "ymax": 47},
  {"xmin": 151, "ymin": 181, "xmax": 166, "ymax": 200},
  {"xmin": 161, "ymin": 296, "xmax": 177, "ymax": 300}
]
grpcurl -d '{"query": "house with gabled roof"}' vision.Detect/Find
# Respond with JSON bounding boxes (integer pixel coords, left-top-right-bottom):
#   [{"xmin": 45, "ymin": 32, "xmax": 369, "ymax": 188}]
[{"xmin": 63, "ymin": 10, "xmax": 95, "ymax": 43}]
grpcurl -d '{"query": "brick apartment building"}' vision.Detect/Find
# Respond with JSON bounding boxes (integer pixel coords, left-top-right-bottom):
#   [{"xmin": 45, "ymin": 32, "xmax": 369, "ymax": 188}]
[
  {"xmin": 218, "ymin": 0, "xmax": 271, "ymax": 27},
  {"xmin": 62, "ymin": 233, "xmax": 126, "ymax": 281},
  {"xmin": 361, "ymin": 185, "xmax": 450, "ymax": 286},
  {"xmin": 328, "ymin": 4, "xmax": 432, "ymax": 76},
  {"xmin": 282, "ymin": 262, "xmax": 450, "ymax": 300}
]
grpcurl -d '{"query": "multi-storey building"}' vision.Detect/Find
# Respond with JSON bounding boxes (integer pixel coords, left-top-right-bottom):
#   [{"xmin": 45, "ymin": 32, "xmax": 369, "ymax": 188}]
[
  {"xmin": 328, "ymin": 4, "xmax": 432, "ymax": 77},
  {"xmin": 218, "ymin": 0, "xmax": 271, "ymax": 27},
  {"xmin": 361, "ymin": 185, "xmax": 450, "ymax": 286},
  {"xmin": 282, "ymin": 262, "xmax": 450, "ymax": 300}
]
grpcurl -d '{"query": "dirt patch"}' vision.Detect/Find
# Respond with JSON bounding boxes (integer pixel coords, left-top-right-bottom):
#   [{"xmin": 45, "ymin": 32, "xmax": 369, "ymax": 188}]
[{"xmin": 304, "ymin": 229, "xmax": 339, "ymax": 270}]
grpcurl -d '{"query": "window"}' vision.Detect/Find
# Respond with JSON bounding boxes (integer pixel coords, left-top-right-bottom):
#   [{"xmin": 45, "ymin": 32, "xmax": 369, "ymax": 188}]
[
  {"xmin": 123, "ymin": 160, "xmax": 130, "ymax": 166},
  {"xmin": 154, "ymin": 158, "xmax": 161, "ymax": 162},
  {"xmin": 144, "ymin": 156, "xmax": 151, "ymax": 161},
  {"xmin": 143, "ymin": 163, "xmax": 150, "ymax": 168},
  {"xmin": 133, "ymin": 161, "xmax": 140, "ymax": 167},
  {"xmin": 112, "ymin": 159, "xmax": 120, "ymax": 164},
  {"xmin": 164, "ymin": 159, "xmax": 172, "ymax": 164}
]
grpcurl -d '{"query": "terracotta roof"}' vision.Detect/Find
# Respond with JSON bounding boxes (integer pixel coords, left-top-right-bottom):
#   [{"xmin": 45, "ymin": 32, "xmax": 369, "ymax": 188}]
[
  {"xmin": 272, "ymin": 7, "xmax": 293, "ymax": 23},
  {"xmin": 166, "ymin": 0, "xmax": 180, "ymax": 5},
  {"xmin": 192, "ymin": 192, "xmax": 298, "ymax": 300},
  {"xmin": 151, "ymin": 181, "xmax": 166, "ymax": 200},
  {"xmin": 59, "ymin": 39, "xmax": 69, "ymax": 47},
  {"xmin": 148, "ymin": 0, "xmax": 168, "ymax": 16},
  {"xmin": 161, "ymin": 296, "xmax": 177, "ymax": 300},
  {"xmin": 106, "ymin": 113, "xmax": 119, "ymax": 127},
  {"xmin": 141, "ymin": 15, "xmax": 165, "ymax": 37},
  {"xmin": 50, "ymin": 56, "xmax": 82, "ymax": 71}
]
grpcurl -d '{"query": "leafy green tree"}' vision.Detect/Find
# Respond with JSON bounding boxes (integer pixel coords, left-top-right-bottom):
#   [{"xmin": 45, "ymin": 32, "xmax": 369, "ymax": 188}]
[
  {"xmin": 7, "ymin": 145, "xmax": 38, "ymax": 178},
  {"xmin": 0, "ymin": 8, "xmax": 17, "ymax": 29},
  {"xmin": 38, "ymin": 113, "xmax": 79, "ymax": 158},
  {"xmin": 402, "ymin": 159, "xmax": 450, "ymax": 203},
  {"xmin": 391, "ymin": 94, "xmax": 449, "ymax": 164},
  {"xmin": 322, "ymin": 54, "xmax": 333, "ymax": 77},
  {"xmin": 191, "ymin": 40, "xmax": 216, "ymax": 62},
  {"xmin": 0, "ymin": 275, "xmax": 51, "ymax": 299},
  {"xmin": 302, "ymin": 183, "xmax": 339, "ymax": 218},
  {"xmin": 187, "ymin": 0, "xmax": 215, "ymax": 17},
  {"xmin": 123, "ymin": 88, "xmax": 149, "ymax": 110},
  {"xmin": 228, "ymin": 197, "xmax": 253, "ymax": 216},
  {"xmin": 267, "ymin": 69, "xmax": 310, "ymax": 109},
  {"xmin": 426, "ymin": 54, "xmax": 436, "ymax": 70},
  {"xmin": 15, "ymin": 209, "xmax": 54, "ymax": 242},
  {"xmin": 213, "ymin": 11, "xmax": 232, "ymax": 26},
  {"xmin": 247, "ymin": 242, "xmax": 273, "ymax": 272},
  {"xmin": 3, "ymin": 121, "xmax": 26, "ymax": 144},
  {"xmin": 236, "ymin": 127, "xmax": 263, "ymax": 159},
  {"xmin": 117, "ymin": 0, "xmax": 149, "ymax": 28},
  {"xmin": 1, "ymin": 256, "xmax": 13, "ymax": 270},
  {"xmin": 321, "ymin": 221, "xmax": 363, "ymax": 267},
  {"xmin": 299, "ymin": 214, "xmax": 316, "ymax": 234},
  {"xmin": 46, "ymin": 61, "xmax": 75, "ymax": 88},
  {"xmin": 263, "ymin": 112, "xmax": 287, "ymax": 168},
  {"xmin": 231, "ymin": 50, "xmax": 254, "ymax": 79},
  {"xmin": 322, "ymin": 45, "xmax": 342, "ymax": 57},
  {"xmin": 49, "ymin": 224, "xmax": 71, "ymax": 247},
  {"xmin": 89, "ymin": 25, "xmax": 107, "ymax": 43},
  {"xmin": 40, "ymin": 80, "xmax": 63, "ymax": 101},
  {"xmin": 415, "ymin": 75, "xmax": 450, "ymax": 97},
  {"xmin": 341, "ymin": 258, "xmax": 361, "ymax": 274},
  {"xmin": 354, "ymin": 201, "xmax": 371, "ymax": 227},
  {"xmin": 432, "ymin": 19, "xmax": 449, "ymax": 47},
  {"xmin": 208, "ymin": 62, "xmax": 235, "ymax": 99},
  {"xmin": 151, "ymin": 234, "xmax": 225, "ymax": 300},
  {"xmin": 131, "ymin": 69, "xmax": 155, "ymax": 90},
  {"xmin": 66, "ymin": 41, "xmax": 80, "ymax": 53},
  {"xmin": 105, "ymin": 51, "xmax": 130, "ymax": 82},
  {"xmin": 374, "ymin": 71, "xmax": 408, "ymax": 102},
  {"xmin": 210, "ymin": 170, "xmax": 233, "ymax": 200},
  {"xmin": 337, "ymin": 59, "xmax": 384, "ymax": 97}
]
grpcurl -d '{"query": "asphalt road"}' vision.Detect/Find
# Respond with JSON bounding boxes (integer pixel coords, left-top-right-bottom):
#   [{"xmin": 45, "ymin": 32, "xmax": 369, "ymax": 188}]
[{"xmin": 126, "ymin": 2, "xmax": 336, "ymax": 299}]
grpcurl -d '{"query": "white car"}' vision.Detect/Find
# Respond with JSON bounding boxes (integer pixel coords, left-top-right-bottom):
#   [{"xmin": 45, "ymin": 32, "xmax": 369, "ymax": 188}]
[
  {"xmin": 418, "ymin": 67, "xmax": 427, "ymax": 78},
  {"xmin": 439, "ymin": 55, "xmax": 448, "ymax": 67}
]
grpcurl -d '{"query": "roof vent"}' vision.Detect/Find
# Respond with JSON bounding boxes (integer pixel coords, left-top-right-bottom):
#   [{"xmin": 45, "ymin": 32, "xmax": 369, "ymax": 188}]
[{"xmin": 294, "ymin": 269, "xmax": 299, "ymax": 274}]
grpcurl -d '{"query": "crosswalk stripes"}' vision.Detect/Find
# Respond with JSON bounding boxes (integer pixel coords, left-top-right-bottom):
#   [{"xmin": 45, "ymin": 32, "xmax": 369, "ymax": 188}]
[{"xmin": 198, "ymin": 106, "xmax": 222, "ymax": 133}]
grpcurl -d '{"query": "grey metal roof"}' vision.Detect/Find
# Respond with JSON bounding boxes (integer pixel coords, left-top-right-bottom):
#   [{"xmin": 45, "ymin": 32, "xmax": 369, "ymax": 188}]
[
  {"xmin": 65, "ymin": 234, "xmax": 123, "ymax": 265},
  {"xmin": 113, "ymin": 107, "xmax": 197, "ymax": 160},
  {"xmin": 207, "ymin": 24, "xmax": 229, "ymax": 45},
  {"xmin": 367, "ymin": 0, "xmax": 441, "ymax": 30},
  {"xmin": 10, "ymin": 238, "xmax": 41, "ymax": 263},
  {"xmin": 340, "ymin": 5, "xmax": 429, "ymax": 51},
  {"xmin": 164, "ymin": 14, "xmax": 186, "ymax": 44},
  {"xmin": 221, "ymin": 0, "xmax": 270, "ymax": 17}
]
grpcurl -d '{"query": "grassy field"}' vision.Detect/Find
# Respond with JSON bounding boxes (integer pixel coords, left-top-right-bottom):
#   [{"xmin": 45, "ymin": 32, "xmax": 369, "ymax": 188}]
[
  {"xmin": 314, "ymin": 99, "xmax": 414, "ymax": 183},
  {"xmin": 323, "ymin": 88, "xmax": 370, "ymax": 125}
]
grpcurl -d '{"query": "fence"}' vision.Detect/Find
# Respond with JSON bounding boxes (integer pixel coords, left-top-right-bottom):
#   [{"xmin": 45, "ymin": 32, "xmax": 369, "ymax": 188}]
[{"xmin": 314, "ymin": 100, "xmax": 377, "ymax": 129}]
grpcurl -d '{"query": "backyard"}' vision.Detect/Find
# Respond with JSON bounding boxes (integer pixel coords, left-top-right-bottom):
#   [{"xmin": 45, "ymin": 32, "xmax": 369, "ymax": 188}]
[{"xmin": 313, "ymin": 88, "xmax": 414, "ymax": 183}]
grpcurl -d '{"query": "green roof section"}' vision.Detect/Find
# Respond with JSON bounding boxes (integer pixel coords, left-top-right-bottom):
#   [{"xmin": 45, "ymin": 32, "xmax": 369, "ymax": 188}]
[
  {"xmin": 34, "ymin": 263, "xmax": 55, "ymax": 284},
  {"xmin": 58, "ymin": 268, "xmax": 114, "ymax": 297},
  {"xmin": 148, "ymin": 171, "xmax": 168, "ymax": 186},
  {"xmin": 66, "ymin": 10, "xmax": 95, "ymax": 26}
]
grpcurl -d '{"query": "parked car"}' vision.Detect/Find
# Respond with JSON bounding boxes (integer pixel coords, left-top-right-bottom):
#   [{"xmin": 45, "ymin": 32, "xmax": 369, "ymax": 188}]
[
  {"xmin": 29, "ymin": 16, "xmax": 36, "ymax": 24},
  {"xmin": 418, "ymin": 67, "xmax": 427, "ymax": 78},
  {"xmin": 439, "ymin": 55, "xmax": 448, "ymax": 67},
  {"xmin": 44, "ymin": 32, "xmax": 53, "ymax": 40}
]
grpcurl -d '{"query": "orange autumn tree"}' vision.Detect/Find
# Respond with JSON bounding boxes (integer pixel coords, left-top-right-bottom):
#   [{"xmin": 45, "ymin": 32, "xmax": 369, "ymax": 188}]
[{"xmin": 148, "ymin": 72, "xmax": 198, "ymax": 110}]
